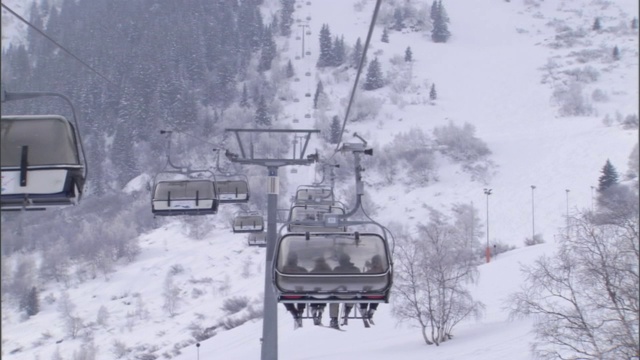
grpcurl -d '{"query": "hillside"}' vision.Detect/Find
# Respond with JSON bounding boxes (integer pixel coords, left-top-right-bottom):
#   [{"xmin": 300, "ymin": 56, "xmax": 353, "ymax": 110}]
[{"xmin": 1, "ymin": 0, "xmax": 638, "ymax": 359}]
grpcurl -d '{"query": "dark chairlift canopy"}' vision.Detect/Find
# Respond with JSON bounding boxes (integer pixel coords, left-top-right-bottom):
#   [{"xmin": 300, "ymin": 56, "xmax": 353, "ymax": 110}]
[
  {"xmin": 1, "ymin": 115, "xmax": 85, "ymax": 211},
  {"xmin": 274, "ymin": 232, "xmax": 392, "ymax": 304},
  {"xmin": 152, "ymin": 179, "xmax": 217, "ymax": 216}
]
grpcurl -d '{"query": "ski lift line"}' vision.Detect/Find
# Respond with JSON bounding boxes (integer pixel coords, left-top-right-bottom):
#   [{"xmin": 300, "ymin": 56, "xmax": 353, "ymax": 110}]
[
  {"xmin": 332, "ymin": 0, "xmax": 383, "ymax": 157},
  {"xmin": 1, "ymin": 3, "xmax": 118, "ymax": 89}
]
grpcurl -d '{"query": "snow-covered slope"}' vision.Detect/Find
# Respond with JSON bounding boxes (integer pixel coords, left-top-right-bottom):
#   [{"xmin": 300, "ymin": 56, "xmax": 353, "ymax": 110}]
[{"xmin": 1, "ymin": 0, "xmax": 637, "ymax": 359}]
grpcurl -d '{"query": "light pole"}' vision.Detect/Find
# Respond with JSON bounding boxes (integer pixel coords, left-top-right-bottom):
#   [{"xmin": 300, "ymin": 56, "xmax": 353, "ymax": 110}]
[
  {"xmin": 483, "ymin": 188, "xmax": 492, "ymax": 263},
  {"xmin": 298, "ymin": 24, "xmax": 309, "ymax": 58},
  {"xmin": 531, "ymin": 185, "xmax": 536, "ymax": 241},
  {"xmin": 565, "ymin": 189, "xmax": 570, "ymax": 238},
  {"xmin": 590, "ymin": 185, "xmax": 595, "ymax": 211}
]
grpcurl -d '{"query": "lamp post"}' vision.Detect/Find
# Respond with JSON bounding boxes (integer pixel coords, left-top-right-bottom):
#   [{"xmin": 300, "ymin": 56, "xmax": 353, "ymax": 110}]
[
  {"xmin": 565, "ymin": 189, "xmax": 570, "ymax": 238},
  {"xmin": 298, "ymin": 24, "xmax": 309, "ymax": 58},
  {"xmin": 483, "ymin": 188, "xmax": 492, "ymax": 263},
  {"xmin": 531, "ymin": 185, "xmax": 536, "ymax": 241}
]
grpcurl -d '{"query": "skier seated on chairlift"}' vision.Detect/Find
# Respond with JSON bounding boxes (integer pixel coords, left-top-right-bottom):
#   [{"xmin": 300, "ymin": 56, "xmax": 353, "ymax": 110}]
[
  {"xmin": 359, "ymin": 254, "xmax": 384, "ymax": 320},
  {"xmin": 282, "ymin": 252, "xmax": 308, "ymax": 326},
  {"xmin": 329, "ymin": 253, "xmax": 360, "ymax": 329},
  {"xmin": 309, "ymin": 256, "xmax": 332, "ymax": 325}
]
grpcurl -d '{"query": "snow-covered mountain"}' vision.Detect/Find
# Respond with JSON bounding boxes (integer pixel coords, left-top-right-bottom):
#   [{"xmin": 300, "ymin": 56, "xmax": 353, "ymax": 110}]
[{"xmin": 1, "ymin": 0, "xmax": 637, "ymax": 359}]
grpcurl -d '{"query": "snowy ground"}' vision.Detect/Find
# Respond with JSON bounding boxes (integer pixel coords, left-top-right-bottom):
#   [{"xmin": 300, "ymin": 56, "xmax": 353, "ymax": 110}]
[{"xmin": 1, "ymin": 0, "xmax": 638, "ymax": 359}]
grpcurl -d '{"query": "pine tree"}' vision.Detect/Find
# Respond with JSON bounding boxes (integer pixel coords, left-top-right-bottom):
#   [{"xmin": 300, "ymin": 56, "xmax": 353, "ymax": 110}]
[
  {"xmin": 20, "ymin": 286, "xmax": 39, "ymax": 317},
  {"xmin": 286, "ymin": 59, "xmax": 295, "ymax": 78},
  {"xmin": 405, "ymin": 46, "xmax": 413, "ymax": 62},
  {"xmin": 381, "ymin": 27, "xmax": 390, "ymax": 43},
  {"xmin": 330, "ymin": 116, "xmax": 341, "ymax": 144},
  {"xmin": 313, "ymin": 80, "xmax": 324, "ymax": 109},
  {"xmin": 612, "ymin": 46, "xmax": 620, "ymax": 60},
  {"xmin": 351, "ymin": 37, "xmax": 364, "ymax": 68},
  {"xmin": 331, "ymin": 35, "xmax": 346, "ymax": 66},
  {"xmin": 393, "ymin": 8, "xmax": 405, "ymax": 31},
  {"xmin": 255, "ymin": 95, "xmax": 271, "ymax": 126},
  {"xmin": 279, "ymin": 0, "xmax": 295, "ymax": 36},
  {"xmin": 632, "ymin": 17, "xmax": 639, "ymax": 30},
  {"xmin": 592, "ymin": 17, "xmax": 601, "ymax": 31},
  {"xmin": 364, "ymin": 57, "xmax": 384, "ymax": 90},
  {"xmin": 431, "ymin": 0, "xmax": 451, "ymax": 43},
  {"xmin": 258, "ymin": 25, "xmax": 277, "ymax": 71},
  {"xmin": 430, "ymin": 83, "xmax": 437, "ymax": 100},
  {"xmin": 317, "ymin": 24, "xmax": 333, "ymax": 67},
  {"xmin": 597, "ymin": 160, "xmax": 619, "ymax": 192}
]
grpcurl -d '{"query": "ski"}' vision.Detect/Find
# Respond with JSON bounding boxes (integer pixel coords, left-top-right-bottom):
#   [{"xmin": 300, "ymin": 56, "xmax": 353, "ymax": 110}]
[{"xmin": 362, "ymin": 317, "xmax": 370, "ymax": 328}]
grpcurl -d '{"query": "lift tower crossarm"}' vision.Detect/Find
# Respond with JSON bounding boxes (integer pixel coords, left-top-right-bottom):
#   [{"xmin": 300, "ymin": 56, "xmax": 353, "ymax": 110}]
[{"xmin": 223, "ymin": 128, "xmax": 319, "ymax": 360}]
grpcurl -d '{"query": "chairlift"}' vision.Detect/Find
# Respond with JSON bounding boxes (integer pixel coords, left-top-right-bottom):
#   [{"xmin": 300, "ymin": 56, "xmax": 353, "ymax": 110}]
[
  {"xmin": 215, "ymin": 178, "xmax": 249, "ymax": 203},
  {"xmin": 306, "ymin": 16, "xmax": 311, "ymax": 21},
  {"xmin": 295, "ymin": 185, "xmax": 334, "ymax": 204},
  {"xmin": 293, "ymin": 119, "xmax": 299, "ymax": 124},
  {"xmin": 306, "ymin": 31, "xmax": 311, "ymax": 36},
  {"xmin": 287, "ymin": 203, "xmax": 346, "ymax": 233},
  {"xmin": 304, "ymin": 114, "xmax": 311, "ymax": 119},
  {"xmin": 295, "ymin": 56, "xmax": 301, "ymax": 60},
  {"xmin": 305, "ymin": 51, "xmax": 311, "ymax": 56},
  {"xmin": 305, "ymin": 72, "xmax": 311, "ymax": 76},
  {"xmin": 305, "ymin": 93, "xmax": 311, "ymax": 97},
  {"xmin": 248, "ymin": 231, "xmax": 267, "ymax": 247},
  {"xmin": 294, "ymin": 77, "xmax": 300, "ymax": 82},
  {"xmin": 296, "ymin": 36, "xmax": 301, "ymax": 40},
  {"xmin": 291, "ymin": 168, "xmax": 298, "ymax": 174},
  {"xmin": 1, "ymin": 114, "xmax": 86, "ymax": 211},
  {"xmin": 274, "ymin": 231, "xmax": 393, "ymax": 304},
  {"xmin": 232, "ymin": 212, "xmax": 264, "ymax": 233},
  {"xmin": 294, "ymin": 98, "xmax": 300, "ymax": 103},
  {"xmin": 152, "ymin": 179, "xmax": 218, "ymax": 216}
]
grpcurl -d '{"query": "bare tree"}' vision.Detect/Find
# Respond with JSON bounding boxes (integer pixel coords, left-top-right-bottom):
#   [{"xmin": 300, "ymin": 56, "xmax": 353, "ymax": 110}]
[
  {"xmin": 162, "ymin": 273, "xmax": 181, "ymax": 317},
  {"xmin": 509, "ymin": 211, "xmax": 639, "ymax": 359},
  {"xmin": 58, "ymin": 291, "xmax": 84, "ymax": 339},
  {"xmin": 393, "ymin": 208, "xmax": 484, "ymax": 345}
]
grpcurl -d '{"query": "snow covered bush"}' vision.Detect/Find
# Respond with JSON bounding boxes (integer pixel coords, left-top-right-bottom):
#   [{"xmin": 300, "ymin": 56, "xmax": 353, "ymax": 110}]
[{"xmin": 433, "ymin": 121, "xmax": 491, "ymax": 163}]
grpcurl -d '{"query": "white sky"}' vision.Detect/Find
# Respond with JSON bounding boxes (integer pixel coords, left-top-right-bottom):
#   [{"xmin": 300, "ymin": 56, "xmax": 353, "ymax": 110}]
[{"xmin": 1, "ymin": 0, "xmax": 638, "ymax": 359}]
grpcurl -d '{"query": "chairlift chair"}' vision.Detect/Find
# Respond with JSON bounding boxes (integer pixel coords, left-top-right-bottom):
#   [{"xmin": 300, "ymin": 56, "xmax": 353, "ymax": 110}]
[
  {"xmin": 247, "ymin": 231, "xmax": 267, "ymax": 247},
  {"xmin": 287, "ymin": 203, "xmax": 346, "ymax": 233},
  {"xmin": 1, "ymin": 115, "xmax": 86, "ymax": 211},
  {"xmin": 232, "ymin": 212, "xmax": 264, "ymax": 233},
  {"xmin": 152, "ymin": 179, "xmax": 218, "ymax": 216},
  {"xmin": 295, "ymin": 185, "xmax": 334, "ymax": 204},
  {"xmin": 215, "ymin": 179, "xmax": 249, "ymax": 203},
  {"xmin": 274, "ymin": 231, "xmax": 393, "ymax": 304}
]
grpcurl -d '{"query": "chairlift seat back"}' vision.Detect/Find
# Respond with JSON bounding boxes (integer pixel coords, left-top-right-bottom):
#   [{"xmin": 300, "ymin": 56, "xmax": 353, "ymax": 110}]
[
  {"xmin": 288, "ymin": 204, "xmax": 346, "ymax": 232},
  {"xmin": 248, "ymin": 232, "xmax": 267, "ymax": 247},
  {"xmin": 274, "ymin": 232, "xmax": 392, "ymax": 303},
  {"xmin": 216, "ymin": 180, "xmax": 249, "ymax": 203},
  {"xmin": 233, "ymin": 214, "xmax": 264, "ymax": 233},
  {"xmin": 152, "ymin": 180, "xmax": 217, "ymax": 216},
  {"xmin": 295, "ymin": 187, "xmax": 333, "ymax": 204},
  {"xmin": 1, "ymin": 115, "xmax": 84, "ymax": 210}
]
